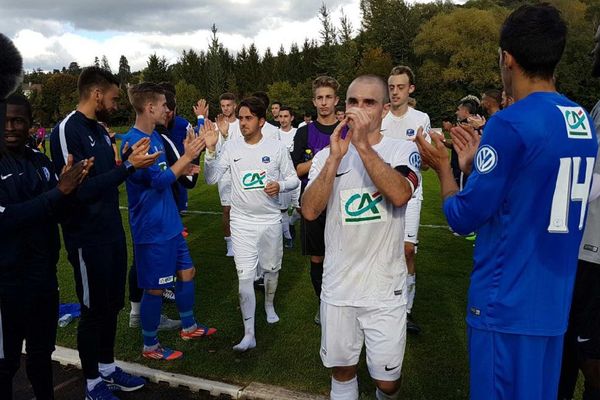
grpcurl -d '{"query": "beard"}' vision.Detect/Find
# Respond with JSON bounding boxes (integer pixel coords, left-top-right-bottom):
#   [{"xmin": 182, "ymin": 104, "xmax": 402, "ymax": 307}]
[{"xmin": 96, "ymin": 107, "xmax": 112, "ymax": 122}]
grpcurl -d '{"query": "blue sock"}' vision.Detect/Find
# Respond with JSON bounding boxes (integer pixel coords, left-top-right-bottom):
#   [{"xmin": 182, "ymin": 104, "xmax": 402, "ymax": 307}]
[
  {"xmin": 175, "ymin": 280, "xmax": 197, "ymax": 329},
  {"xmin": 141, "ymin": 292, "xmax": 162, "ymax": 347}
]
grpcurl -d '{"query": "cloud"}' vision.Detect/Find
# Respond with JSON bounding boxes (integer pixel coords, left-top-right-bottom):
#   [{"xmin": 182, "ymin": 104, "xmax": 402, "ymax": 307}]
[{"xmin": 6, "ymin": 0, "xmax": 363, "ymax": 71}]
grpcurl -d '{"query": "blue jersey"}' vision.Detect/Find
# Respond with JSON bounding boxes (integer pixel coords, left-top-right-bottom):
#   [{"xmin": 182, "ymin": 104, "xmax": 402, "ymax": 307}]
[
  {"xmin": 444, "ymin": 92, "xmax": 598, "ymax": 336},
  {"xmin": 122, "ymin": 127, "xmax": 183, "ymax": 245},
  {"xmin": 169, "ymin": 116, "xmax": 191, "ymax": 154}
]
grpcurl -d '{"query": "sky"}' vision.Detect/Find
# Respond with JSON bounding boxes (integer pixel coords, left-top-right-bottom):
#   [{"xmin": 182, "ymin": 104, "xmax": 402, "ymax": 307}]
[{"xmin": 2, "ymin": 0, "xmax": 460, "ymax": 72}]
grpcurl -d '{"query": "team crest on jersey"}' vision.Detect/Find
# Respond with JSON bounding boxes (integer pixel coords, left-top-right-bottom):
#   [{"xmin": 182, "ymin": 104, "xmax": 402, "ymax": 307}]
[
  {"xmin": 41, "ymin": 167, "xmax": 51, "ymax": 181},
  {"xmin": 262, "ymin": 156, "xmax": 271, "ymax": 164},
  {"xmin": 104, "ymin": 135, "xmax": 111, "ymax": 146},
  {"xmin": 406, "ymin": 129, "xmax": 415, "ymax": 138},
  {"xmin": 242, "ymin": 169, "xmax": 267, "ymax": 190},
  {"xmin": 474, "ymin": 145, "xmax": 497, "ymax": 174},
  {"xmin": 340, "ymin": 187, "xmax": 388, "ymax": 225},
  {"xmin": 557, "ymin": 106, "xmax": 592, "ymax": 139},
  {"xmin": 159, "ymin": 162, "xmax": 168, "ymax": 171},
  {"xmin": 409, "ymin": 152, "xmax": 421, "ymax": 170}
]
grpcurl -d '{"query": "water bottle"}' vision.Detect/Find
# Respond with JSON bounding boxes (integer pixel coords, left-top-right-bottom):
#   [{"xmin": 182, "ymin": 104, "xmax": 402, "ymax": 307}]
[
  {"xmin": 58, "ymin": 314, "xmax": 73, "ymax": 328},
  {"xmin": 303, "ymin": 149, "xmax": 313, "ymax": 162}
]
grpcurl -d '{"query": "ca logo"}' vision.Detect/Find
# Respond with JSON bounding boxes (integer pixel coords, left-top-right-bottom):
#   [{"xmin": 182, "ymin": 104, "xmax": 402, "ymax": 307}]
[
  {"xmin": 344, "ymin": 191, "xmax": 383, "ymax": 223},
  {"xmin": 557, "ymin": 106, "xmax": 591, "ymax": 139},
  {"xmin": 242, "ymin": 170, "xmax": 266, "ymax": 190}
]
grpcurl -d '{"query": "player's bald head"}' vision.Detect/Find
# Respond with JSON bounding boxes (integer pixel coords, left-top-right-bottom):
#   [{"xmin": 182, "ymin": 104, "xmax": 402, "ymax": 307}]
[{"xmin": 347, "ymin": 75, "xmax": 389, "ymax": 104}]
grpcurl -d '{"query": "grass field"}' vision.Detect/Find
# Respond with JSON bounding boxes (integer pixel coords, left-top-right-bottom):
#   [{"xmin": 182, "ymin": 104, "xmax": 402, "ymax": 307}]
[{"xmin": 53, "ymin": 169, "xmax": 477, "ymax": 399}]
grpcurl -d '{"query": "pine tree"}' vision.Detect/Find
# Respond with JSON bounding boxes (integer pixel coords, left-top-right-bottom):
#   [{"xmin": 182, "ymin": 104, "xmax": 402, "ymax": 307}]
[{"xmin": 117, "ymin": 55, "xmax": 131, "ymax": 87}]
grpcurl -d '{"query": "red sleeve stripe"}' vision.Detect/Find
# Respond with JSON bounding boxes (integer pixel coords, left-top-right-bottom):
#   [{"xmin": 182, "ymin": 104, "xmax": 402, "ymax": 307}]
[{"xmin": 406, "ymin": 171, "xmax": 419, "ymax": 192}]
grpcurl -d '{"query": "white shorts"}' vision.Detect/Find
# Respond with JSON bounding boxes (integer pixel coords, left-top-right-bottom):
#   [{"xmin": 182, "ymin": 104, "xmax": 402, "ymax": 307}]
[
  {"xmin": 218, "ymin": 179, "xmax": 231, "ymax": 206},
  {"xmin": 230, "ymin": 221, "xmax": 282, "ymax": 280},
  {"xmin": 320, "ymin": 302, "xmax": 407, "ymax": 381},
  {"xmin": 404, "ymin": 198, "xmax": 422, "ymax": 244}
]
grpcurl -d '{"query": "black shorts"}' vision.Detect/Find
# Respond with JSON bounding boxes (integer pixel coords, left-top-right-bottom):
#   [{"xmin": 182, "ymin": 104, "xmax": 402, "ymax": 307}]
[
  {"xmin": 301, "ymin": 212, "xmax": 326, "ymax": 257},
  {"xmin": 67, "ymin": 240, "xmax": 127, "ymax": 313},
  {"xmin": 567, "ymin": 259, "xmax": 600, "ymax": 359}
]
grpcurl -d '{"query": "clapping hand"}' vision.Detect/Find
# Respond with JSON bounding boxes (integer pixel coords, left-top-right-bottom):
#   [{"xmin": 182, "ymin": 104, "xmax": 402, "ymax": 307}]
[
  {"xmin": 328, "ymin": 119, "xmax": 352, "ymax": 161},
  {"xmin": 415, "ymin": 127, "xmax": 450, "ymax": 173},
  {"xmin": 450, "ymin": 124, "xmax": 481, "ymax": 175}
]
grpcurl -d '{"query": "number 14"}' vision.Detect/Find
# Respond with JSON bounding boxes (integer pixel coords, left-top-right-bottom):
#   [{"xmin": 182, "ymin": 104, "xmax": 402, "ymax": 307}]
[{"xmin": 548, "ymin": 157, "xmax": 595, "ymax": 233}]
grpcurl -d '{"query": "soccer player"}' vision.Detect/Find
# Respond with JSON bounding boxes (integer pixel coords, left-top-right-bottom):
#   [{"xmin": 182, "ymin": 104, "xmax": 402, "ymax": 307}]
[
  {"xmin": 270, "ymin": 101, "xmax": 282, "ymax": 127},
  {"xmin": 0, "ymin": 94, "xmax": 90, "ymax": 400},
  {"xmin": 123, "ymin": 83, "xmax": 215, "ymax": 361},
  {"xmin": 302, "ymin": 75, "xmax": 420, "ymax": 400},
  {"xmin": 214, "ymin": 92, "xmax": 242, "ymax": 257},
  {"xmin": 252, "ymin": 91, "xmax": 280, "ymax": 140},
  {"xmin": 415, "ymin": 5, "xmax": 598, "ymax": 399},
  {"xmin": 204, "ymin": 97, "xmax": 300, "ymax": 352},
  {"xmin": 480, "ymin": 89, "xmax": 502, "ymax": 117},
  {"xmin": 157, "ymin": 82, "xmax": 193, "ymax": 214},
  {"xmin": 291, "ymin": 76, "xmax": 343, "ymax": 325},
  {"xmin": 335, "ymin": 106, "xmax": 345, "ymax": 122},
  {"xmin": 382, "ymin": 65, "xmax": 431, "ymax": 335},
  {"xmin": 277, "ymin": 106, "xmax": 299, "ymax": 248},
  {"xmin": 558, "ymin": 23, "xmax": 600, "ymax": 400},
  {"xmin": 50, "ymin": 67, "xmax": 156, "ymax": 400}
]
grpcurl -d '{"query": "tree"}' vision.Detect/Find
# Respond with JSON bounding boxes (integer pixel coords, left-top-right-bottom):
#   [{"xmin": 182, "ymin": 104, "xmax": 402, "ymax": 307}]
[
  {"xmin": 262, "ymin": 48, "xmax": 276, "ymax": 88},
  {"xmin": 413, "ymin": 7, "xmax": 506, "ymax": 123},
  {"xmin": 315, "ymin": 2, "xmax": 338, "ymax": 76},
  {"xmin": 175, "ymin": 80, "xmax": 201, "ymax": 123},
  {"xmin": 356, "ymin": 47, "xmax": 393, "ymax": 78},
  {"xmin": 267, "ymin": 81, "xmax": 313, "ymax": 116},
  {"xmin": 117, "ymin": 55, "xmax": 131, "ymax": 87},
  {"xmin": 93, "ymin": 56, "xmax": 100, "ymax": 68},
  {"xmin": 143, "ymin": 54, "xmax": 171, "ymax": 83},
  {"xmin": 335, "ymin": 10, "xmax": 360, "ymax": 93},
  {"xmin": 206, "ymin": 24, "xmax": 225, "ymax": 110},
  {"xmin": 101, "ymin": 55, "xmax": 111, "ymax": 72},
  {"xmin": 172, "ymin": 49, "xmax": 205, "ymax": 90},
  {"xmin": 67, "ymin": 62, "xmax": 81, "ymax": 75},
  {"xmin": 40, "ymin": 73, "xmax": 79, "ymax": 123}
]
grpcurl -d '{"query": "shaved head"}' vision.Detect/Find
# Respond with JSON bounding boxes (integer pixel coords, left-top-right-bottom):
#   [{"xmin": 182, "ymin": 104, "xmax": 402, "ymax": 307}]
[{"xmin": 348, "ymin": 75, "xmax": 389, "ymax": 104}]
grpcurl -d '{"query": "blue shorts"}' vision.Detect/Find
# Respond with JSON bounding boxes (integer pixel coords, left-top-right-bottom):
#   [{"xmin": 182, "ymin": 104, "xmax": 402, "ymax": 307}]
[
  {"xmin": 468, "ymin": 326, "xmax": 563, "ymax": 400},
  {"xmin": 134, "ymin": 234, "xmax": 193, "ymax": 289}
]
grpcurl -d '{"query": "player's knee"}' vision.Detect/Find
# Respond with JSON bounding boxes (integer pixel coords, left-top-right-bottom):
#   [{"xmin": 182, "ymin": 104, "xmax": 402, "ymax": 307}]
[
  {"xmin": 582, "ymin": 359, "xmax": 600, "ymax": 389},
  {"xmin": 177, "ymin": 267, "xmax": 196, "ymax": 281},
  {"xmin": 311, "ymin": 255, "xmax": 324, "ymax": 263},
  {"xmin": 374, "ymin": 379, "xmax": 401, "ymax": 395},
  {"xmin": 332, "ymin": 366, "xmax": 358, "ymax": 382},
  {"xmin": 404, "ymin": 243, "xmax": 415, "ymax": 259},
  {"xmin": 146, "ymin": 289, "xmax": 163, "ymax": 296}
]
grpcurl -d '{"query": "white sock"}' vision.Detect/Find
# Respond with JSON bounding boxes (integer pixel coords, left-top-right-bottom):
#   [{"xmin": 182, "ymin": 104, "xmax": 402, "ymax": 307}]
[
  {"xmin": 98, "ymin": 362, "xmax": 116, "ymax": 377},
  {"xmin": 239, "ymin": 278, "xmax": 256, "ymax": 337},
  {"xmin": 376, "ymin": 387, "xmax": 400, "ymax": 400},
  {"xmin": 264, "ymin": 271, "xmax": 279, "ymax": 323},
  {"xmin": 290, "ymin": 209, "xmax": 301, "ymax": 224},
  {"xmin": 87, "ymin": 377, "xmax": 103, "ymax": 391},
  {"xmin": 234, "ymin": 279, "xmax": 257, "ymax": 351},
  {"xmin": 281, "ymin": 212, "xmax": 292, "ymax": 239},
  {"xmin": 331, "ymin": 376, "xmax": 358, "ymax": 400},
  {"xmin": 130, "ymin": 301, "xmax": 140, "ymax": 315},
  {"xmin": 407, "ymin": 273, "xmax": 416, "ymax": 314}
]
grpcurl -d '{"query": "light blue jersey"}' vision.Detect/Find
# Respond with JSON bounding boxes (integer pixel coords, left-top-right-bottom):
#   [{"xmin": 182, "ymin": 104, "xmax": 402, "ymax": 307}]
[
  {"xmin": 122, "ymin": 127, "xmax": 183, "ymax": 245},
  {"xmin": 445, "ymin": 92, "xmax": 598, "ymax": 336}
]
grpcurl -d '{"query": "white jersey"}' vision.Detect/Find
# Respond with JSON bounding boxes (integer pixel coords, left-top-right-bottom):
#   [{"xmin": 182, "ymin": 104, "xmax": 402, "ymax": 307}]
[
  {"xmin": 307, "ymin": 136, "xmax": 421, "ymax": 307},
  {"xmin": 262, "ymin": 121, "xmax": 280, "ymax": 140},
  {"xmin": 205, "ymin": 136, "xmax": 300, "ymax": 224},
  {"xmin": 278, "ymin": 127, "xmax": 297, "ymax": 152},
  {"xmin": 579, "ymin": 100, "xmax": 600, "ymax": 265},
  {"xmin": 381, "ymin": 107, "xmax": 430, "ymax": 201}
]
